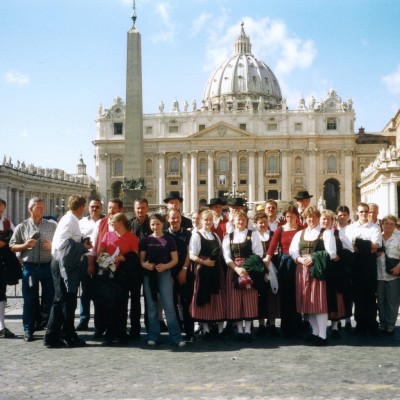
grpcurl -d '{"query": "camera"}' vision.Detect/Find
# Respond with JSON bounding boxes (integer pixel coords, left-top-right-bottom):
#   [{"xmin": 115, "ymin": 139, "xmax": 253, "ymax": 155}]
[{"xmin": 30, "ymin": 232, "xmax": 40, "ymax": 240}]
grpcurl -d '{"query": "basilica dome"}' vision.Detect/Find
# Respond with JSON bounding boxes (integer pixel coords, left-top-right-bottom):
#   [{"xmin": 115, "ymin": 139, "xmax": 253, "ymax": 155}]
[{"xmin": 203, "ymin": 23, "xmax": 282, "ymax": 111}]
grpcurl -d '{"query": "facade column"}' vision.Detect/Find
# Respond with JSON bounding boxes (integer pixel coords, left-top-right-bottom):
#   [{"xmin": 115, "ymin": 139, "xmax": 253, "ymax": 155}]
[
  {"xmin": 307, "ymin": 148, "xmax": 318, "ymax": 200},
  {"xmin": 343, "ymin": 149, "xmax": 353, "ymax": 211},
  {"xmin": 257, "ymin": 151, "xmax": 264, "ymax": 201},
  {"xmin": 182, "ymin": 153, "xmax": 189, "ymax": 215},
  {"xmin": 248, "ymin": 150, "xmax": 255, "ymax": 203},
  {"xmin": 158, "ymin": 153, "xmax": 166, "ymax": 205},
  {"xmin": 281, "ymin": 149, "xmax": 290, "ymax": 201},
  {"xmin": 19, "ymin": 191, "xmax": 26, "ymax": 224},
  {"xmin": 190, "ymin": 152, "xmax": 198, "ymax": 212},
  {"xmin": 231, "ymin": 151, "xmax": 238, "ymax": 191},
  {"xmin": 207, "ymin": 151, "xmax": 214, "ymax": 201}
]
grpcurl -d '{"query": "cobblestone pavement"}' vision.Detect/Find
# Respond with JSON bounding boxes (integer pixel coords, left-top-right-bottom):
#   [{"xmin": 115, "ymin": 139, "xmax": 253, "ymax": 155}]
[{"xmin": 2, "ymin": 284, "xmax": 400, "ymax": 400}]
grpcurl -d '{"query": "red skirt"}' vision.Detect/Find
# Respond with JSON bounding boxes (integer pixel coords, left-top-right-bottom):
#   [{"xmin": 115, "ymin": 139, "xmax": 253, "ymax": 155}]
[
  {"xmin": 329, "ymin": 292, "xmax": 346, "ymax": 321},
  {"xmin": 190, "ymin": 263, "xmax": 226, "ymax": 322},
  {"xmin": 226, "ymin": 262, "xmax": 258, "ymax": 321},
  {"xmin": 296, "ymin": 263, "xmax": 328, "ymax": 314}
]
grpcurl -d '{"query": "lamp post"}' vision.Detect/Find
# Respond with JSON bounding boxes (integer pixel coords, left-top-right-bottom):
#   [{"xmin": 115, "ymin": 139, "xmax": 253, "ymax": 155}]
[{"xmin": 224, "ymin": 182, "xmax": 247, "ymax": 199}]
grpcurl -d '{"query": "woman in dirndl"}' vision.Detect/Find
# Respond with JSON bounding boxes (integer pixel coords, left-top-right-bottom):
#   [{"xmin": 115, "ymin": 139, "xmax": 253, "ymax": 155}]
[
  {"xmin": 289, "ymin": 206, "xmax": 337, "ymax": 346},
  {"xmin": 189, "ymin": 210, "xmax": 226, "ymax": 340},
  {"xmin": 253, "ymin": 212, "xmax": 280, "ymax": 335},
  {"xmin": 222, "ymin": 210, "xmax": 264, "ymax": 343},
  {"xmin": 319, "ymin": 209, "xmax": 346, "ymax": 339}
]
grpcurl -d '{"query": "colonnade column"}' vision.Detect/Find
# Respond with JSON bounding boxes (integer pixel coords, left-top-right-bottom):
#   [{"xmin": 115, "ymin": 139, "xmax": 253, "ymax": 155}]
[
  {"xmin": 207, "ymin": 151, "xmax": 214, "ymax": 201},
  {"xmin": 257, "ymin": 151, "xmax": 264, "ymax": 200},
  {"xmin": 389, "ymin": 181, "xmax": 398, "ymax": 216},
  {"xmin": 158, "ymin": 153, "xmax": 166, "ymax": 205},
  {"xmin": 248, "ymin": 150, "xmax": 255, "ymax": 203},
  {"xmin": 281, "ymin": 149, "xmax": 290, "ymax": 201},
  {"xmin": 190, "ymin": 152, "xmax": 198, "ymax": 212},
  {"xmin": 343, "ymin": 149, "xmax": 353, "ymax": 210},
  {"xmin": 182, "ymin": 153, "xmax": 189, "ymax": 215},
  {"xmin": 231, "ymin": 151, "xmax": 238, "ymax": 191}
]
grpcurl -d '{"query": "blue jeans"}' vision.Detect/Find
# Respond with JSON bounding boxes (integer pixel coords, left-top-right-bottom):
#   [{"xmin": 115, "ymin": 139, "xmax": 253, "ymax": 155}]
[
  {"xmin": 143, "ymin": 270, "xmax": 183, "ymax": 344},
  {"xmin": 22, "ymin": 263, "xmax": 54, "ymax": 334}
]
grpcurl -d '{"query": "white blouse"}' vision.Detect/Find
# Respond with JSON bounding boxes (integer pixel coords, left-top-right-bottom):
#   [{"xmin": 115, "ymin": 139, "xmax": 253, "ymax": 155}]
[
  {"xmin": 222, "ymin": 228, "xmax": 263, "ymax": 264},
  {"xmin": 377, "ymin": 230, "xmax": 400, "ymax": 281},
  {"xmin": 289, "ymin": 225, "xmax": 337, "ymax": 261},
  {"xmin": 189, "ymin": 228, "xmax": 221, "ymax": 258}
]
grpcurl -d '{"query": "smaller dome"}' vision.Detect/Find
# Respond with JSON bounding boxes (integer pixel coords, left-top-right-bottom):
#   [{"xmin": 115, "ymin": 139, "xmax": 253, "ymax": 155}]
[{"xmin": 203, "ymin": 23, "xmax": 282, "ymax": 111}]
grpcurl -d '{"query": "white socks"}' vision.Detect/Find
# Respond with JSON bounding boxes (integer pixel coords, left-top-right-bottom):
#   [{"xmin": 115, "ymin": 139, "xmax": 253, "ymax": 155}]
[{"xmin": 316, "ymin": 313, "xmax": 328, "ymax": 339}]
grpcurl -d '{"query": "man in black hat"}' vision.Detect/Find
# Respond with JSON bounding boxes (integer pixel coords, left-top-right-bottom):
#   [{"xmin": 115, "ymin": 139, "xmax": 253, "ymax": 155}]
[
  {"xmin": 294, "ymin": 190, "xmax": 313, "ymax": 227},
  {"xmin": 163, "ymin": 192, "xmax": 192, "ymax": 230},
  {"xmin": 226, "ymin": 197, "xmax": 252, "ymax": 234},
  {"xmin": 207, "ymin": 198, "xmax": 228, "ymax": 241}
]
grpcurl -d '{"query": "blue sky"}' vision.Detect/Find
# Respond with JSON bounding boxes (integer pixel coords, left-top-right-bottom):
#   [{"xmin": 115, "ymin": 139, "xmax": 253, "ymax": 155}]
[{"xmin": 2, "ymin": 0, "xmax": 399, "ymax": 176}]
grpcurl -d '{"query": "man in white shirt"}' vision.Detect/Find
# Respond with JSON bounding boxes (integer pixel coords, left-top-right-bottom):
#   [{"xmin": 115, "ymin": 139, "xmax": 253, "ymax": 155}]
[
  {"xmin": 44, "ymin": 195, "xmax": 92, "ymax": 348},
  {"xmin": 346, "ymin": 202, "xmax": 382, "ymax": 335},
  {"xmin": 76, "ymin": 198, "xmax": 103, "ymax": 331}
]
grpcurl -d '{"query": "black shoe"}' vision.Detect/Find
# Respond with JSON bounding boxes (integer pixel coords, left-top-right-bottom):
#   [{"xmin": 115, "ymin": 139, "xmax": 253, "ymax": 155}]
[
  {"xmin": 63, "ymin": 336, "xmax": 87, "ymax": 348},
  {"xmin": 344, "ymin": 321, "xmax": 352, "ymax": 332},
  {"xmin": 116, "ymin": 336, "xmax": 130, "ymax": 346},
  {"xmin": 256, "ymin": 325, "xmax": 267, "ymax": 336},
  {"xmin": 203, "ymin": 331, "xmax": 213, "ymax": 342},
  {"xmin": 267, "ymin": 325, "xmax": 279, "ymax": 336},
  {"xmin": 185, "ymin": 334, "xmax": 197, "ymax": 343},
  {"xmin": 223, "ymin": 322, "xmax": 234, "ymax": 336},
  {"xmin": 243, "ymin": 333, "xmax": 253, "ymax": 343},
  {"xmin": 0, "ymin": 327, "xmax": 16, "ymax": 338},
  {"xmin": 312, "ymin": 336, "xmax": 328, "ymax": 346},
  {"xmin": 93, "ymin": 329, "xmax": 105, "ymax": 339},
  {"xmin": 23, "ymin": 332, "xmax": 34, "ymax": 342},
  {"xmin": 234, "ymin": 333, "xmax": 244, "ymax": 342},
  {"xmin": 304, "ymin": 333, "xmax": 318, "ymax": 343},
  {"xmin": 331, "ymin": 329, "xmax": 340, "ymax": 339},
  {"xmin": 44, "ymin": 339, "xmax": 66, "ymax": 348},
  {"xmin": 75, "ymin": 322, "xmax": 89, "ymax": 331},
  {"xmin": 128, "ymin": 330, "xmax": 141, "ymax": 340}
]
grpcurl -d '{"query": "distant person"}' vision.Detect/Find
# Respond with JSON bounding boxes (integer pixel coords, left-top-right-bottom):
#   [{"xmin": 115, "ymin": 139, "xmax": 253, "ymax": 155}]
[
  {"xmin": 294, "ymin": 190, "xmax": 313, "ymax": 227},
  {"xmin": 163, "ymin": 192, "xmax": 192, "ymax": 230}
]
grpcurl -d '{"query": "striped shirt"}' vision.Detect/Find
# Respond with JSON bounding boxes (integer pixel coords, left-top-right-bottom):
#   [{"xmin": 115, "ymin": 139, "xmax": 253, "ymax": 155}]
[{"xmin": 10, "ymin": 218, "xmax": 57, "ymax": 264}]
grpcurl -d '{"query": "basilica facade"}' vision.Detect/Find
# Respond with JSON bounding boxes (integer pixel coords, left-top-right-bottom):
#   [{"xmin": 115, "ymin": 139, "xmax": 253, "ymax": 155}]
[{"xmin": 93, "ymin": 24, "xmax": 393, "ymax": 215}]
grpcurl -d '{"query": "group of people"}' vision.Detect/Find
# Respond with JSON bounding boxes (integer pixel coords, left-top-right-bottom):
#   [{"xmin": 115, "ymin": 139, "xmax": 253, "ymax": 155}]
[{"xmin": 0, "ymin": 189, "xmax": 399, "ymax": 348}]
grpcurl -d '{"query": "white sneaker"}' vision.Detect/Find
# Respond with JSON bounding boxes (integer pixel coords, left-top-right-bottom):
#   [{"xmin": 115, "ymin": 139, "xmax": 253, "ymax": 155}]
[
  {"xmin": 177, "ymin": 341, "xmax": 186, "ymax": 347},
  {"xmin": 147, "ymin": 340, "xmax": 156, "ymax": 346}
]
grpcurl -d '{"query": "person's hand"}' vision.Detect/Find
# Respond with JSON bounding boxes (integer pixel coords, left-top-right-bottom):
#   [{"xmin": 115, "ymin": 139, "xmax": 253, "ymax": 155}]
[
  {"xmin": 177, "ymin": 268, "xmax": 187, "ymax": 284},
  {"xmin": 203, "ymin": 258, "xmax": 215, "ymax": 267},
  {"xmin": 0, "ymin": 240, "xmax": 6, "ymax": 249},
  {"xmin": 83, "ymin": 241, "xmax": 93, "ymax": 250},
  {"xmin": 155, "ymin": 263, "xmax": 168, "ymax": 273},
  {"xmin": 143, "ymin": 261, "xmax": 155, "ymax": 271},
  {"xmin": 26, "ymin": 238, "xmax": 37, "ymax": 249},
  {"xmin": 42, "ymin": 240, "xmax": 52, "ymax": 251},
  {"xmin": 115, "ymin": 254, "xmax": 125, "ymax": 263},
  {"xmin": 234, "ymin": 266, "xmax": 247, "ymax": 276},
  {"xmin": 390, "ymin": 264, "xmax": 400, "ymax": 276}
]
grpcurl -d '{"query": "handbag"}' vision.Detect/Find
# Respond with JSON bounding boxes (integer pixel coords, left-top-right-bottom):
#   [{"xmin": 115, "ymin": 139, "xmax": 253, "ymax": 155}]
[
  {"xmin": 0, "ymin": 248, "xmax": 22, "ymax": 286},
  {"xmin": 385, "ymin": 254, "xmax": 400, "ymax": 274}
]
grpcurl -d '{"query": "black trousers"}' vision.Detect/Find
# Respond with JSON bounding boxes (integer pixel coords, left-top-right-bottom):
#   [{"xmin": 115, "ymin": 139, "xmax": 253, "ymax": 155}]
[
  {"xmin": 45, "ymin": 259, "xmax": 78, "ymax": 342},
  {"xmin": 128, "ymin": 279, "xmax": 143, "ymax": 336}
]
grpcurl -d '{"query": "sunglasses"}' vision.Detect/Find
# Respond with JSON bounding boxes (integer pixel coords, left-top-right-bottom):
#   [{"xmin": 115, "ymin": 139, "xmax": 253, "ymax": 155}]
[{"xmin": 90, "ymin": 206, "xmax": 101, "ymax": 209}]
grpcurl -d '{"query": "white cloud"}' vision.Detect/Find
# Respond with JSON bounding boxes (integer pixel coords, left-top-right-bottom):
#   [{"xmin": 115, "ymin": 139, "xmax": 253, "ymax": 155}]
[
  {"xmin": 202, "ymin": 16, "xmax": 316, "ymax": 77},
  {"xmin": 151, "ymin": 2, "xmax": 176, "ymax": 43},
  {"xmin": 4, "ymin": 70, "xmax": 29, "ymax": 86},
  {"xmin": 191, "ymin": 13, "xmax": 212, "ymax": 36},
  {"xmin": 382, "ymin": 64, "xmax": 400, "ymax": 94}
]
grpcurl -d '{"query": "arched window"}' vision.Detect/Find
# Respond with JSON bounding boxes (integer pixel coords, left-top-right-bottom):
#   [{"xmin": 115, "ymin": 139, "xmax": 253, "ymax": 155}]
[
  {"xmin": 170, "ymin": 157, "xmax": 179, "ymax": 173},
  {"xmin": 146, "ymin": 159, "xmax": 152, "ymax": 175},
  {"xmin": 268, "ymin": 156, "xmax": 278, "ymax": 172},
  {"xmin": 219, "ymin": 156, "xmax": 227, "ymax": 172},
  {"xmin": 199, "ymin": 158, "xmax": 207, "ymax": 174},
  {"xmin": 327, "ymin": 155, "xmax": 337, "ymax": 173},
  {"xmin": 295, "ymin": 156, "xmax": 302, "ymax": 173},
  {"xmin": 239, "ymin": 157, "xmax": 247, "ymax": 173},
  {"xmin": 114, "ymin": 159, "xmax": 123, "ymax": 176}
]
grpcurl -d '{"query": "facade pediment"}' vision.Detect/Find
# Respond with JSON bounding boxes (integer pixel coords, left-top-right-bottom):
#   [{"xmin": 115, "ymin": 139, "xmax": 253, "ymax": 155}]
[{"xmin": 188, "ymin": 122, "xmax": 256, "ymax": 139}]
